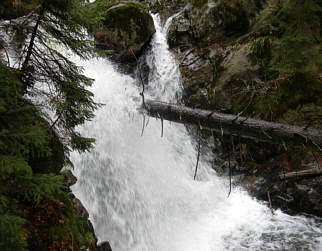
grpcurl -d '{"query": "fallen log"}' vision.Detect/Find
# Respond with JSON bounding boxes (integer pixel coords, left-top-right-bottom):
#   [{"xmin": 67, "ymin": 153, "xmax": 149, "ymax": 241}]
[
  {"xmin": 279, "ymin": 168, "xmax": 322, "ymax": 180},
  {"xmin": 143, "ymin": 100, "xmax": 322, "ymax": 150}
]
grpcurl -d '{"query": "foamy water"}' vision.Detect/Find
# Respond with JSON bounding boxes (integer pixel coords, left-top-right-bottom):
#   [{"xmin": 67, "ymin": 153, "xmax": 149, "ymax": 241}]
[{"xmin": 70, "ymin": 14, "xmax": 322, "ymax": 251}]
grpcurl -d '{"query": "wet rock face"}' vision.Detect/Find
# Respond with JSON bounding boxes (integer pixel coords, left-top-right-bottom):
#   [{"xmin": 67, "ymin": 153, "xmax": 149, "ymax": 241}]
[
  {"xmin": 178, "ymin": 50, "xmax": 216, "ymax": 108},
  {"xmin": 97, "ymin": 242, "xmax": 113, "ymax": 251},
  {"xmin": 63, "ymin": 170, "xmax": 113, "ymax": 250},
  {"xmin": 138, "ymin": 0, "xmax": 188, "ymax": 23},
  {"xmin": 168, "ymin": 0, "xmax": 249, "ymax": 49},
  {"xmin": 210, "ymin": 43, "xmax": 261, "ymax": 112},
  {"xmin": 191, "ymin": 1, "xmax": 249, "ymax": 45},
  {"xmin": 166, "ymin": 1, "xmax": 258, "ymax": 112},
  {"xmin": 175, "ymin": 42, "xmax": 261, "ymax": 112},
  {"xmin": 94, "ymin": 2, "xmax": 155, "ymax": 66}
]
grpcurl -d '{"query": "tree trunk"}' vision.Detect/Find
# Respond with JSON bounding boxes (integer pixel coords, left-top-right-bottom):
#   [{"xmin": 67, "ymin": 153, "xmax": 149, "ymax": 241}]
[
  {"xmin": 21, "ymin": 6, "xmax": 45, "ymax": 93},
  {"xmin": 143, "ymin": 100, "xmax": 322, "ymax": 150},
  {"xmin": 279, "ymin": 168, "xmax": 322, "ymax": 180}
]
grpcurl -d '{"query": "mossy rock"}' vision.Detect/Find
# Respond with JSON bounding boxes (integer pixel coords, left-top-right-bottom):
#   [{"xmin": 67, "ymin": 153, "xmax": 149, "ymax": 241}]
[
  {"xmin": 202, "ymin": 43, "xmax": 260, "ymax": 112},
  {"xmin": 148, "ymin": 0, "xmax": 188, "ymax": 24},
  {"xmin": 177, "ymin": 0, "xmax": 249, "ymax": 47},
  {"xmin": 94, "ymin": 2, "xmax": 155, "ymax": 63},
  {"xmin": 167, "ymin": 11, "xmax": 193, "ymax": 49}
]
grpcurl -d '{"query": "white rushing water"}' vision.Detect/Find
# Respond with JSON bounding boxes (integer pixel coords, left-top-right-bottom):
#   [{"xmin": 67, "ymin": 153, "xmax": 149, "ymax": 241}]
[{"xmin": 71, "ymin": 14, "xmax": 322, "ymax": 251}]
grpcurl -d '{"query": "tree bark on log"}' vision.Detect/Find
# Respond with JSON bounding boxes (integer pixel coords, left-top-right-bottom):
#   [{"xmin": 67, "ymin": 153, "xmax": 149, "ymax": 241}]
[
  {"xmin": 279, "ymin": 168, "xmax": 322, "ymax": 180},
  {"xmin": 143, "ymin": 100, "xmax": 322, "ymax": 150}
]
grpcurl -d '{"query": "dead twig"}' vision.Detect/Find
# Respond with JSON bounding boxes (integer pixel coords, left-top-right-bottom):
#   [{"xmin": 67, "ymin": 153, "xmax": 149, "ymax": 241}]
[
  {"xmin": 141, "ymin": 114, "xmax": 146, "ymax": 137},
  {"xmin": 262, "ymin": 129, "xmax": 272, "ymax": 140},
  {"xmin": 311, "ymin": 140, "xmax": 322, "ymax": 152},
  {"xmin": 193, "ymin": 126, "xmax": 201, "ymax": 180},
  {"xmin": 227, "ymin": 136, "xmax": 233, "ymax": 198},
  {"xmin": 161, "ymin": 117, "xmax": 164, "ymax": 138},
  {"xmin": 50, "ymin": 113, "xmax": 62, "ymax": 129},
  {"xmin": 282, "ymin": 140, "xmax": 287, "ymax": 151},
  {"xmin": 130, "ymin": 49, "xmax": 146, "ymax": 108},
  {"xmin": 267, "ymin": 191, "xmax": 274, "ymax": 215},
  {"xmin": 312, "ymin": 152, "xmax": 320, "ymax": 169}
]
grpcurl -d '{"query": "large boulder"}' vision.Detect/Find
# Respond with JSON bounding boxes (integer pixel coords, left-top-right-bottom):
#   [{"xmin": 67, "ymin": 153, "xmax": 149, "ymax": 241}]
[
  {"xmin": 94, "ymin": 2, "xmax": 155, "ymax": 66},
  {"xmin": 177, "ymin": 42, "xmax": 261, "ymax": 113},
  {"xmin": 168, "ymin": 0, "xmax": 250, "ymax": 48},
  {"xmin": 209, "ymin": 43, "xmax": 261, "ymax": 112},
  {"xmin": 167, "ymin": 0, "xmax": 258, "ymax": 111}
]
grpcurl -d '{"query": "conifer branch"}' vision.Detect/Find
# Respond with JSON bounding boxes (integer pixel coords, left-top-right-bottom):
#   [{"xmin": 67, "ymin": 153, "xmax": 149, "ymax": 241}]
[{"xmin": 21, "ymin": 6, "xmax": 45, "ymax": 91}]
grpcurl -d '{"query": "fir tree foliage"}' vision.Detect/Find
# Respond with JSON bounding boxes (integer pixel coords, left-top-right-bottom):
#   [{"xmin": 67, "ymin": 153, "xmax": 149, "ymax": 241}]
[
  {"xmin": 1, "ymin": 0, "xmax": 103, "ymax": 160},
  {"xmin": 0, "ymin": 214, "xmax": 27, "ymax": 251},
  {"xmin": 0, "ymin": 63, "xmax": 50, "ymax": 159},
  {"xmin": 0, "ymin": 0, "xmax": 105, "ymax": 250}
]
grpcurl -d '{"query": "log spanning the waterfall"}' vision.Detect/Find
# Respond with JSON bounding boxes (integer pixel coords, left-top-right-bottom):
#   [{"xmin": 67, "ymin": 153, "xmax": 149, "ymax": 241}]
[
  {"xmin": 143, "ymin": 100, "xmax": 322, "ymax": 149},
  {"xmin": 279, "ymin": 168, "xmax": 322, "ymax": 180}
]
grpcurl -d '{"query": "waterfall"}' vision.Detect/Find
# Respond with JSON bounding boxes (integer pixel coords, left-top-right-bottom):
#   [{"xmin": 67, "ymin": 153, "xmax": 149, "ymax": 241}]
[{"xmin": 70, "ymin": 14, "xmax": 322, "ymax": 251}]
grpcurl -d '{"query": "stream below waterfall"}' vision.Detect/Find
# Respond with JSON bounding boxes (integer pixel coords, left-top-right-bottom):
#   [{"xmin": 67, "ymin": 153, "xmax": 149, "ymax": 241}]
[{"xmin": 70, "ymin": 14, "xmax": 322, "ymax": 251}]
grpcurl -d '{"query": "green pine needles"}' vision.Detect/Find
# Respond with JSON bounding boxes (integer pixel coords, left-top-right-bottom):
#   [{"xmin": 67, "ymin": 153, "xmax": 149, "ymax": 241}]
[{"xmin": 0, "ymin": 0, "xmax": 105, "ymax": 250}]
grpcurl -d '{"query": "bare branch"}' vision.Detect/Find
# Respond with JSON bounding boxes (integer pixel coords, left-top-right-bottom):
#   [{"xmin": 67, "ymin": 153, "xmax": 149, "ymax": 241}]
[{"xmin": 193, "ymin": 126, "xmax": 201, "ymax": 180}]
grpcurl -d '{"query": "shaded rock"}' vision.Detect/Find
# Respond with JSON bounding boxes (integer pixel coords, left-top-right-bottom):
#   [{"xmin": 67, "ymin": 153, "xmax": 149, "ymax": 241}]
[
  {"xmin": 0, "ymin": 0, "xmax": 36, "ymax": 20},
  {"xmin": 176, "ymin": 42, "xmax": 261, "ymax": 112},
  {"xmin": 62, "ymin": 171, "xmax": 94, "ymax": 236},
  {"xmin": 211, "ymin": 43, "xmax": 261, "ymax": 112},
  {"xmin": 167, "ymin": 11, "xmax": 192, "ymax": 49},
  {"xmin": 178, "ymin": 50, "xmax": 215, "ymax": 108},
  {"xmin": 165, "ymin": 1, "xmax": 263, "ymax": 112},
  {"xmin": 94, "ymin": 2, "xmax": 155, "ymax": 68},
  {"xmin": 244, "ymin": 152, "xmax": 322, "ymax": 217},
  {"xmin": 191, "ymin": 1, "xmax": 248, "ymax": 44},
  {"xmin": 62, "ymin": 169, "xmax": 77, "ymax": 188},
  {"xmin": 62, "ymin": 170, "xmax": 113, "ymax": 250},
  {"xmin": 168, "ymin": 0, "xmax": 250, "ymax": 48},
  {"xmin": 97, "ymin": 241, "xmax": 113, "ymax": 251},
  {"xmin": 140, "ymin": 0, "xmax": 188, "ymax": 24},
  {"xmin": 166, "ymin": 0, "xmax": 273, "ymax": 113}
]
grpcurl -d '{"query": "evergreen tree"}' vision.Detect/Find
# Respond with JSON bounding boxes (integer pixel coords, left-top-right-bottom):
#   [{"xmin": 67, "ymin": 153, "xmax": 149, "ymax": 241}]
[
  {"xmin": 1, "ymin": 0, "xmax": 103, "ymax": 161},
  {"xmin": 0, "ymin": 1, "xmax": 105, "ymax": 249}
]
